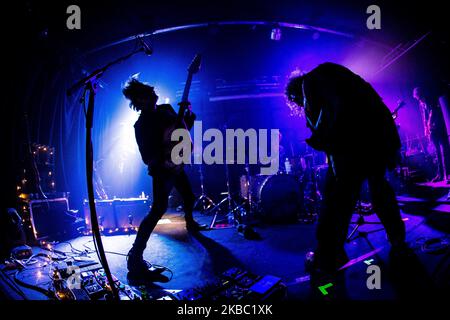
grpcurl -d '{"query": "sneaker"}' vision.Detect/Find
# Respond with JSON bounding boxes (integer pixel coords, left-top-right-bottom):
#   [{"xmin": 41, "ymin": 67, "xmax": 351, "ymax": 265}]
[
  {"xmin": 237, "ymin": 224, "xmax": 261, "ymax": 240},
  {"xmin": 127, "ymin": 251, "xmax": 165, "ymax": 274},
  {"xmin": 126, "ymin": 254, "xmax": 170, "ymax": 284},
  {"xmin": 127, "ymin": 267, "xmax": 170, "ymax": 285},
  {"xmin": 304, "ymin": 250, "xmax": 349, "ymax": 275}
]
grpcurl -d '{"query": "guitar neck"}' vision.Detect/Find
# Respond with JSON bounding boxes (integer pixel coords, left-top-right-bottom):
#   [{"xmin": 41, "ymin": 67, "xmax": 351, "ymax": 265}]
[
  {"xmin": 392, "ymin": 102, "xmax": 405, "ymax": 117},
  {"xmin": 181, "ymin": 73, "xmax": 193, "ymax": 103},
  {"xmin": 176, "ymin": 72, "xmax": 194, "ymax": 121}
]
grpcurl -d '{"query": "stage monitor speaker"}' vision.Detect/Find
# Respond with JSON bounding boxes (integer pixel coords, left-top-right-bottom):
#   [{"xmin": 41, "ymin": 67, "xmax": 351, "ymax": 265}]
[
  {"xmin": 29, "ymin": 198, "xmax": 69, "ymax": 240},
  {"xmin": 83, "ymin": 200, "xmax": 116, "ymax": 230},
  {"xmin": 0, "ymin": 208, "xmax": 27, "ymax": 258}
]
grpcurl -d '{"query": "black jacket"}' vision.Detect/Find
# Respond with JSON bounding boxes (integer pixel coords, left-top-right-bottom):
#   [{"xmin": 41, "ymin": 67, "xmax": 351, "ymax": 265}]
[{"xmin": 302, "ymin": 63, "xmax": 401, "ymax": 169}]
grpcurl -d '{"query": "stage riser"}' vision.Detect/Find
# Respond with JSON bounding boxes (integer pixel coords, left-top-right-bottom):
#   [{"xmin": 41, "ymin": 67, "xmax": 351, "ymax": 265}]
[{"xmin": 83, "ymin": 198, "xmax": 151, "ymax": 231}]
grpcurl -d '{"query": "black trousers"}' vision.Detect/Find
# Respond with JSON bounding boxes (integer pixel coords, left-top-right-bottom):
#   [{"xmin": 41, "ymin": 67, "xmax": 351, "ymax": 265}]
[
  {"xmin": 315, "ymin": 155, "xmax": 406, "ymax": 272},
  {"xmin": 131, "ymin": 169, "xmax": 195, "ymax": 255},
  {"xmin": 431, "ymin": 131, "xmax": 450, "ymax": 178}
]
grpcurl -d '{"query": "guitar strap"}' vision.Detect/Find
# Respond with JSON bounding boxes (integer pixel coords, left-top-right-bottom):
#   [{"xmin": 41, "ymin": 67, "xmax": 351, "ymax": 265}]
[{"xmin": 302, "ymin": 81, "xmax": 323, "ymax": 132}]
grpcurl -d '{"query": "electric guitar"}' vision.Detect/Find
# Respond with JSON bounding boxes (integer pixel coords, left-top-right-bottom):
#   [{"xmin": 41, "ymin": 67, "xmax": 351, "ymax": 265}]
[{"xmin": 162, "ymin": 54, "xmax": 202, "ymax": 172}]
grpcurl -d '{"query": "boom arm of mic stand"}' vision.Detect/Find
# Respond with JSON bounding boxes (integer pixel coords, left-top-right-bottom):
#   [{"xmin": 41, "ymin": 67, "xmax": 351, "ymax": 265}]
[
  {"xmin": 68, "ymin": 47, "xmax": 146, "ymax": 300},
  {"xmin": 67, "ymin": 48, "xmax": 144, "ymax": 96}
]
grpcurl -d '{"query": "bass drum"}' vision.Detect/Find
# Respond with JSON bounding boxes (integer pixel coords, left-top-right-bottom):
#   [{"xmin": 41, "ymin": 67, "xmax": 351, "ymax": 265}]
[{"xmin": 252, "ymin": 174, "xmax": 303, "ymax": 224}]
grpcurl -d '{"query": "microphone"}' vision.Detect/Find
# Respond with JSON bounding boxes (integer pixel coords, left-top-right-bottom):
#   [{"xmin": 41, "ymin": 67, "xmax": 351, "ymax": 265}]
[{"xmin": 138, "ymin": 36, "xmax": 153, "ymax": 55}]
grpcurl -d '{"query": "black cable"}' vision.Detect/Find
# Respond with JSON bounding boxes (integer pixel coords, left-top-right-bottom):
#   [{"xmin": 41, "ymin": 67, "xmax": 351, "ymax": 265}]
[
  {"xmin": 154, "ymin": 264, "xmax": 173, "ymax": 281},
  {"xmin": 422, "ymin": 237, "xmax": 449, "ymax": 254},
  {"xmin": 56, "ymin": 241, "xmax": 96, "ymax": 258},
  {"xmin": 37, "ymin": 248, "xmax": 67, "ymax": 261},
  {"xmin": 414, "ymin": 236, "xmax": 449, "ymax": 254},
  {"xmin": 58, "ymin": 241, "xmax": 84, "ymax": 253},
  {"xmin": 0, "ymin": 269, "xmax": 28, "ymax": 300},
  {"xmin": 14, "ymin": 270, "xmax": 54, "ymax": 298}
]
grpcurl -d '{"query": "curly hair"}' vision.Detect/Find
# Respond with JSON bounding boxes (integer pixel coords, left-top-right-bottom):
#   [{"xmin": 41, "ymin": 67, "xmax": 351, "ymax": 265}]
[
  {"xmin": 122, "ymin": 77, "xmax": 154, "ymax": 111},
  {"xmin": 285, "ymin": 71, "xmax": 305, "ymax": 117}
]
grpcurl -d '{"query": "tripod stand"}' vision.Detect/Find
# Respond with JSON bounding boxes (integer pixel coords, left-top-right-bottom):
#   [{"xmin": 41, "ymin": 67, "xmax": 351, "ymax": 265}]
[
  {"xmin": 194, "ymin": 164, "xmax": 215, "ymax": 212},
  {"xmin": 207, "ymin": 159, "xmax": 242, "ymax": 229},
  {"xmin": 346, "ymin": 201, "xmax": 385, "ymax": 242},
  {"xmin": 241, "ymin": 163, "xmax": 255, "ymax": 216}
]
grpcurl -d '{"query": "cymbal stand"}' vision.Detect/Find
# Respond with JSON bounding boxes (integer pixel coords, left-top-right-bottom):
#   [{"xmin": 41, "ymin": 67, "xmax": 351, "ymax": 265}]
[
  {"xmin": 194, "ymin": 164, "xmax": 215, "ymax": 212},
  {"xmin": 346, "ymin": 201, "xmax": 385, "ymax": 242},
  {"xmin": 208, "ymin": 159, "xmax": 240, "ymax": 229},
  {"xmin": 243, "ymin": 163, "xmax": 254, "ymax": 216}
]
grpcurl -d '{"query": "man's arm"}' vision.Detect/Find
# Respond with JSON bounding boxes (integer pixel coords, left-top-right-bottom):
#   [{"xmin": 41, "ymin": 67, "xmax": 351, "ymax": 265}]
[
  {"xmin": 178, "ymin": 101, "xmax": 196, "ymax": 130},
  {"xmin": 184, "ymin": 109, "xmax": 196, "ymax": 130},
  {"xmin": 302, "ymin": 74, "xmax": 339, "ymax": 152},
  {"xmin": 134, "ymin": 119, "xmax": 160, "ymax": 168}
]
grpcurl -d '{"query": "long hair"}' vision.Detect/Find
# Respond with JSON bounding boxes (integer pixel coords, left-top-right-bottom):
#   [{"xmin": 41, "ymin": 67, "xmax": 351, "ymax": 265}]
[
  {"xmin": 122, "ymin": 77, "xmax": 154, "ymax": 111},
  {"xmin": 285, "ymin": 70, "xmax": 306, "ymax": 117}
]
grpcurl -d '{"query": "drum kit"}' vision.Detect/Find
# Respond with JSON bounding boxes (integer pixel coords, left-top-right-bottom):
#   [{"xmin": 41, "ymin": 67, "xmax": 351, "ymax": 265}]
[
  {"xmin": 194, "ymin": 150, "xmax": 329, "ymax": 231},
  {"xmin": 192, "ymin": 144, "xmax": 389, "ymax": 244}
]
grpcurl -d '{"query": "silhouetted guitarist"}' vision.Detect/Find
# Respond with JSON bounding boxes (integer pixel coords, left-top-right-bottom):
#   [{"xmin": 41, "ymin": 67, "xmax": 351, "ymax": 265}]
[
  {"xmin": 413, "ymin": 87, "xmax": 450, "ymax": 182},
  {"xmin": 286, "ymin": 62, "xmax": 408, "ymax": 277},
  {"xmin": 122, "ymin": 74, "xmax": 207, "ymax": 278}
]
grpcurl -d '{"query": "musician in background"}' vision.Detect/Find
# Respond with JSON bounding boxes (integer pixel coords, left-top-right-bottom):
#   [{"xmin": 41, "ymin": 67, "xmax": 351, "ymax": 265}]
[
  {"xmin": 122, "ymin": 78, "xmax": 207, "ymax": 278},
  {"xmin": 286, "ymin": 63, "xmax": 407, "ymax": 277},
  {"xmin": 413, "ymin": 87, "xmax": 450, "ymax": 182}
]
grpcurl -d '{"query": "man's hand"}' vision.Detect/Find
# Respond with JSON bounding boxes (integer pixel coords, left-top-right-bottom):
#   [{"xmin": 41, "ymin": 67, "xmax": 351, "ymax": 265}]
[{"xmin": 178, "ymin": 101, "xmax": 192, "ymax": 112}]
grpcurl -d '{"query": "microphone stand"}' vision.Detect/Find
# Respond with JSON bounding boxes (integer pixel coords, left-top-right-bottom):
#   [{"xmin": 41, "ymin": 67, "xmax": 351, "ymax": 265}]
[{"xmin": 67, "ymin": 46, "xmax": 146, "ymax": 300}]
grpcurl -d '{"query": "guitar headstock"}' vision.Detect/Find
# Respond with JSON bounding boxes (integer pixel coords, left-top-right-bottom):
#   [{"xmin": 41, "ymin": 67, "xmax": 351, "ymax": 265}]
[
  {"xmin": 397, "ymin": 100, "xmax": 406, "ymax": 108},
  {"xmin": 188, "ymin": 54, "xmax": 202, "ymax": 74},
  {"xmin": 392, "ymin": 100, "xmax": 406, "ymax": 120}
]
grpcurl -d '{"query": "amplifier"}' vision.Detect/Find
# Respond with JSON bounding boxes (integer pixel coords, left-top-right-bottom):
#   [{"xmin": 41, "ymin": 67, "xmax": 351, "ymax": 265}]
[
  {"xmin": 114, "ymin": 198, "xmax": 150, "ymax": 229},
  {"xmin": 83, "ymin": 198, "xmax": 150, "ymax": 231},
  {"xmin": 28, "ymin": 198, "xmax": 69, "ymax": 240}
]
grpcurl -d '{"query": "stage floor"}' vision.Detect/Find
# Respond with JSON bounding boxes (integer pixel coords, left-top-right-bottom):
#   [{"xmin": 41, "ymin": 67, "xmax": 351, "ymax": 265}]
[{"xmin": 1, "ymin": 204, "xmax": 448, "ymax": 301}]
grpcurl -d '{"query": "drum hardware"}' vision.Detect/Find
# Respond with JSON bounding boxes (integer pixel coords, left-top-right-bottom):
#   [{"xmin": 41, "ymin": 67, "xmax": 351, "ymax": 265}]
[
  {"xmin": 207, "ymin": 159, "xmax": 246, "ymax": 229},
  {"xmin": 208, "ymin": 192, "xmax": 240, "ymax": 228},
  {"xmin": 194, "ymin": 164, "xmax": 215, "ymax": 212},
  {"xmin": 297, "ymin": 164, "xmax": 325, "ymax": 221},
  {"xmin": 244, "ymin": 163, "xmax": 254, "ymax": 215},
  {"xmin": 346, "ymin": 201, "xmax": 385, "ymax": 242},
  {"xmin": 250, "ymin": 173, "xmax": 303, "ymax": 224},
  {"xmin": 239, "ymin": 163, "xmax": 259, "ymax": 217},
  {"xmin": 206, "ymin": 162, "xmax": 258, "ymax": 239}
]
